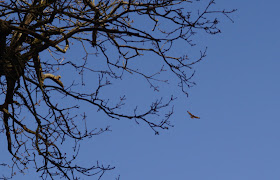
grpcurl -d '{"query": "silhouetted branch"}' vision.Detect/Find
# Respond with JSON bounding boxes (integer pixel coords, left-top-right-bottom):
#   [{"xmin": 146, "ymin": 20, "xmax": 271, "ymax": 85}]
[{"xmin": 0, "ymin": 0, "xmax": 235, "ymax": 179}]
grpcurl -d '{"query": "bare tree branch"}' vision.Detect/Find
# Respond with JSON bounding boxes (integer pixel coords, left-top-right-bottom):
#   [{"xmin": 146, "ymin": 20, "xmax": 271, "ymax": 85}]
[{"xmin": 0, "ymin": 0, "xmax": 235, "ymax": 179}]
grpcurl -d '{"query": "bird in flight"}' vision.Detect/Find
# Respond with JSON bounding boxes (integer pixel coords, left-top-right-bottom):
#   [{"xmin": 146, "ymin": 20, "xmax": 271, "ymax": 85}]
[{"xmin": 187, "ymin": 111, "xmax": 200, "ymax": 119}]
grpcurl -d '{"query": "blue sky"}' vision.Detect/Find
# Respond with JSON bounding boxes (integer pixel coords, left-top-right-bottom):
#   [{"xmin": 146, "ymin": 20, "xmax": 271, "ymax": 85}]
[{"xmin": 1, "ymin": 0, "xmax": 280, "ymax": 180}]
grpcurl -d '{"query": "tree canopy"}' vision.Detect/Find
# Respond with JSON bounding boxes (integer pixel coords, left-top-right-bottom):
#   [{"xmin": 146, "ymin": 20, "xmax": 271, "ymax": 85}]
[{"xmin": 0, "ymin": 0, "xmax": 235, "ymax": 179}]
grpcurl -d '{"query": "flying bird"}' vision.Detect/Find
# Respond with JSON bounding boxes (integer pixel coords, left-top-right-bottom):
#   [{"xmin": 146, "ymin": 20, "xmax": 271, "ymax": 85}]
[{"xmin": 187, "ymin": 111, "xmax": 200, "ymax": 119}]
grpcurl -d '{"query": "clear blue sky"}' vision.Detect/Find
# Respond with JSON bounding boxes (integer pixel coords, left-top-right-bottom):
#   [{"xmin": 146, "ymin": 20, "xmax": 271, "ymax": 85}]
[{"xmin": 1, "ymin": 0, "xmax": 280, "ymax": 179}]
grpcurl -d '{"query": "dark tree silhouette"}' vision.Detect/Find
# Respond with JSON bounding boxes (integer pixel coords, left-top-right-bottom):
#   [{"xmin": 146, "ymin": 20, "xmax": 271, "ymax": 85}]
[{"xmin": 0, "ymin": 0, "xmax": 235, "ymax": 179}]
